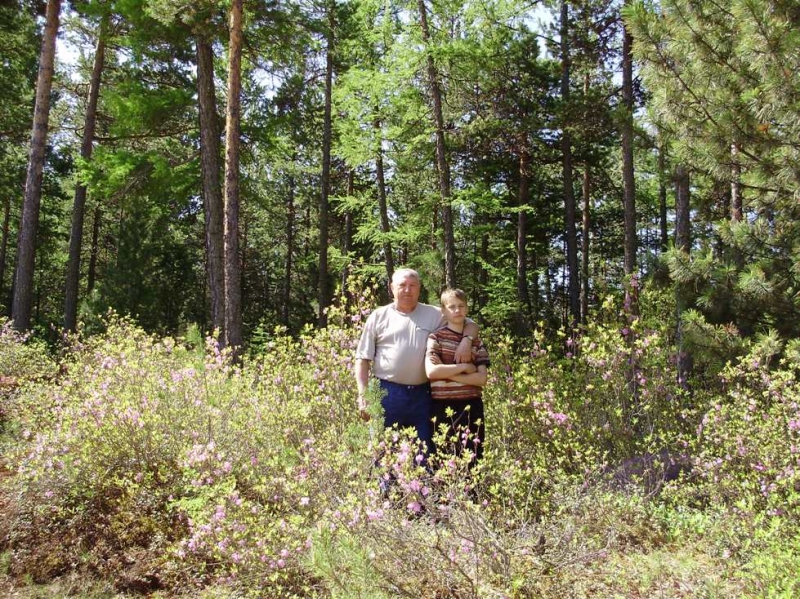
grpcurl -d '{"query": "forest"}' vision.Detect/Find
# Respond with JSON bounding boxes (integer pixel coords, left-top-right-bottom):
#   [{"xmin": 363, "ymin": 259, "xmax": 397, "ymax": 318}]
[{"xmin": 1, "ymin": 0, "xmax": 799, "ymax": 596}]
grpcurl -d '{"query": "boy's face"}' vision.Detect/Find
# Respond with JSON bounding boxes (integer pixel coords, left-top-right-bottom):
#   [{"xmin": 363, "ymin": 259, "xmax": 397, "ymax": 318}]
[{"xmin": 441, "ymin": 296, "xmax": 468, "ymax": 326}]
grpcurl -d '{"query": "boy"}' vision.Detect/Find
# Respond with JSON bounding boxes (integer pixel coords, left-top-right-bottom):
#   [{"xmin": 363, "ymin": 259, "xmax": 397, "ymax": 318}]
[{"xmin": 425, "ymin": 289, "xmax": 490, "ymax": 464}]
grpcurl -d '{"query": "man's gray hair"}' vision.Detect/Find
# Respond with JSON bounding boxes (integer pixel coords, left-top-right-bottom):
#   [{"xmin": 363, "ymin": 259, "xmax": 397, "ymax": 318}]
[{"xmin": 391, "ymin": 268, "xmax": 420, "ymax": 285}]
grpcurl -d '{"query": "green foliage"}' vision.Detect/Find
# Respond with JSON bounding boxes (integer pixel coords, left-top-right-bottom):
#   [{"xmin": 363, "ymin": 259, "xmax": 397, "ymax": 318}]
[
  {"xmin": 0, "ymin": 290, "xmax": 796, "ymax": 595},
  {"xmin": 0, "ymin": 319, "xmax": 57, "ymax": 433},
  {"xmin": 0, "ymin": 319, "xmax": 56, "ymax": 383},
  {"xmin": 629, "ymin": 0, "xmax": 800, "ymax": 354}
]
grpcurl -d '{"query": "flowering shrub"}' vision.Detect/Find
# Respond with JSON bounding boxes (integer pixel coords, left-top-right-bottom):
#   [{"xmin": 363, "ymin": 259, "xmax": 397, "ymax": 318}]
[
  {"xmin": 0, "ymin": 289, "xmax": 798, "ymax": 596},
  {"xmin": 687, "ymin": 349, "xmax": 800, "ymax": 519},
  {"xmin": 479, "ymin": 294, "xmax": 697, "ymax": 515},
  {"xmin": 0, "ymin": 319, "xmax": 57, "ymax": 431}
]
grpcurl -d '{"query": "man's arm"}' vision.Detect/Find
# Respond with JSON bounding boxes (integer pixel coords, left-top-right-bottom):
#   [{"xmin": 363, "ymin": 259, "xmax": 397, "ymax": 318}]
[
  {"xmin": 453, "ymin": 319, "xmax": 479, "ymax": 363},
  {"xmin": 355, "ymin": 358, "xmax": 372, "ymax": 421}
]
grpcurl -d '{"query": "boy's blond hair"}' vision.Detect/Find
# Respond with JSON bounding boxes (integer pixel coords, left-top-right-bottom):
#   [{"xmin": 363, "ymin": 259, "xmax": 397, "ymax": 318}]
[{"xmin": 440, "ymin": 288, "xmax": 467, "ymax": 305}]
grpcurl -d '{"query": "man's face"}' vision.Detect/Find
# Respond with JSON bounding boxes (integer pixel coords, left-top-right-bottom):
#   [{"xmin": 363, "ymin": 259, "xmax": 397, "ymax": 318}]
[
  {"xmin": 391, "ymin": 275, "xmax": 421, "ymax": 311},
  {"xmin": 441, "ymin": 296, "xmax": 468, "ymax": 325}
]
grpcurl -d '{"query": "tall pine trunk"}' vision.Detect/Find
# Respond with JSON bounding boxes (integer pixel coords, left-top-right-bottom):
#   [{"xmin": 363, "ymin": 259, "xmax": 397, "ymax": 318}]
[
  {"xmin": 621, "ymin": 6, "xmax": 640, "ymax": 431},
  {"xmin": 340, "ymin": 169, "xmax": 354, "ymax": 305},
  {"xmin": 730, "ymin": 143, "xmax": 742, "ymax": 222},
  {"xmin": 318, "ymin": 2, "xmax": 335, "ymax": 328},
  {"xmin": 197, "ymin": 37, "xmax": 226, "ymax": 339},
  {"xmin": 223, "ymin": 0, "xmax": 243, "ymax": 351},
  {"xmin": 581, "ymin": 164, "xmax": 591, "ymax": 324},
  {"xmin": 516, "ymin": 149, "xmax": 531, "ymax": 331},
  {"xmin": 674, "ymin": 165, "xmax": 692, "ymax": 388},
  {"xmin": 12, "ymin": 0, "xmax": 61, "ymax": 331},
  {"xmin": 560, "ymin": 0, "xmax": 580, "ymax": 326},
  {"xmin": 282, "ymin": 172, "xmax": 295, "ymax": 327},
  {"xmin": 658, "ymin": 142, "xmax": 669, "ymax": 252},
  {"xmin": 0, "ymin": 196, "xmax": 10, "ymax": 307},
  {"xmin": 374, "ymin": 118, "xmax": 394, "ymax": 283},
  {"xmin": 418, "ymin": 0, "xmax": 455, "ymax": 287},
  {"xmin": 621, "ymin": 10, "xmax": 637, "ymax": 279},
  {"xmin": 87, "ymin": 206, "xmax": 101, "ymax": 294},
  {"xmin": 580, "ymin": 71, "xmax": 591, "ymax": 324},
  {"xmin": 478, "ymin": 179, "xmax": 489, "ymax": 310},
  {"xmin": 64, "ymin": 15, "xmax": 106, "ymax": 332}
]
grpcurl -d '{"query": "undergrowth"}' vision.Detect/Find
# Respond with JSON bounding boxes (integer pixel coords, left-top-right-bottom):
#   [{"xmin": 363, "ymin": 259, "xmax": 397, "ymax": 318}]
[{"xmin": 0, "ymin": 288, "xmax": 798, "ymax": 598}]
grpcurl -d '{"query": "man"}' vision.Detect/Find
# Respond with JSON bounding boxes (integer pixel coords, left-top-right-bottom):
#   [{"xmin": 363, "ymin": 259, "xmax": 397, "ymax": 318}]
[{"xmin": 354, "ymin": 268, "xmax": 478, "ymax": 449}]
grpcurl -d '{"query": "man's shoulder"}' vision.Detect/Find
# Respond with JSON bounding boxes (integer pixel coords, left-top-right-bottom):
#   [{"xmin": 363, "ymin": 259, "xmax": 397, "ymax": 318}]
[
  {"xmin": 415, "ymin": 303, "xmax": 443, "ymax": 317},
  {"xmin": 366, "ymin": 303, "xmax": 396, "ymax": 320}
]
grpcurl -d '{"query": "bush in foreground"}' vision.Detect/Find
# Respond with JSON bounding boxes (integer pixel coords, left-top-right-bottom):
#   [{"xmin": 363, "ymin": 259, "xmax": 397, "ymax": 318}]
[{"xmin": 0, "ymin": 303, "xmax": 798, "ymax": 597}]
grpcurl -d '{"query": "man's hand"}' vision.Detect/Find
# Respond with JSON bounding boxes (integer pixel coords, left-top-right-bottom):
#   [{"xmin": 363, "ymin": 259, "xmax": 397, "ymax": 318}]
[
  {"xmin": 454, "ymin": 336, "xmax": 473, "ymax": 363},
  {"xmin": 460, "ymin": 362, "xmax": 477, "ymax": 374},
  {"xmin": 357, "ymin": 395, "xmax": 371, "ymax": 422},
  {"xmin": 355, "ymin": 359, "xmax": 372, "ymax": 421}
]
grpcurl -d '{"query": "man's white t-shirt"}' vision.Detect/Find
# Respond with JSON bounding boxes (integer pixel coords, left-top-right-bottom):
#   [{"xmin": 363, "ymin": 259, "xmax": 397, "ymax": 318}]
[{"xmin": 356, "ymin": 303, "xmax": 446, "ymax": 385}]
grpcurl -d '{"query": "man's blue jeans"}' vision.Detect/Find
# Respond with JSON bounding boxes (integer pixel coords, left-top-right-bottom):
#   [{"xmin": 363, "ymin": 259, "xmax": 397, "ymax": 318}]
[{"xmin": 378, "ymin": 379, "xmax": 433, "ymax": 450}]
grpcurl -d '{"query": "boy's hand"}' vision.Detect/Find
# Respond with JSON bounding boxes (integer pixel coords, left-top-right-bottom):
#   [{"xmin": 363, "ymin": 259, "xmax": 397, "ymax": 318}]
[{"xmin": 461, "ymin": 363, "xmax": 477, "ymax": 374}]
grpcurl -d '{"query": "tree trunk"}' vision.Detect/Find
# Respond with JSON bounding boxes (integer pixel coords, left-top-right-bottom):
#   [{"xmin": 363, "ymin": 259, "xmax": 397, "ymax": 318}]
[
  {"xmin": 560, "ymin": 0, "xmax": 580, "ymax": 326},
  {"xmin": 197, "ymin": 36, "xmax": 226, "ymax": 339},
  {"xmin": 341, "ymin": 169, "xmax": 354, "ymax": 305},
  {"xmin": 64, "ymin": 15, "xmax": 106, "ymax": 332},
  {"xmin": 730, "ymin": 143, "xmax": 742, "ymax": 222},
  {"xmin": 621, "ymin": 11, "xmax": 637, "ymax": 278},
  {"xmin": 282, "ymin": 172, "xmax": 295, "ymax": 327},
  {"xmin": 223, "ymin": 0, "xmax": 243, "ymax": 351},
  {"xmin": 318, "ymin": 1, "xmax": 335, "ymax": 328},
  {"xmin": 374, "ymin": 118, "xmax": 394, "ymax": 283},
  {"xmin": 658, "ymin": 142, "xmax": 669, "ymax": 252},
  {"xmin": 11, "ymin": 0, "xmax": 61, "ymax": 332},
  {"xmin": 621, "ymin": 6, "xmax": 640, "ymax": 425},
  {"xmin": 674, "ymin": 167, "xmax": 691, "ymax": 264},
  {"xmin": 478, "ymin": 206, "xmax": 489, "ymax": 311},
  {"xmin": 516, "ymin": 149, "xmax": 531, "ymax": 330},
  {"xmin": 87, "ymin": 206, "xmax": 101, "ymax": 294},
  {"xmin": 579, "ymin": 71, "xmax": 591, "ymax": 324},
  {"xmin": 0, "ymin": 196, "xmax": 10, "ymax": 308},
  {"xmin": 581, "ymin": 164, "xmax": 591, "ymax": 324},
  {"xmin": 674, "ymin": 164, "xmax": 692, "ymax": 387},
  {"xmin": 417, "ymin": 0, "xmax": 455, "ymax": 288}
]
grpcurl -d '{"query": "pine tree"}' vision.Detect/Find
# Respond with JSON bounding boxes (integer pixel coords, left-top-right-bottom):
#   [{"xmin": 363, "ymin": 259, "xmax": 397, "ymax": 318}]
[
  {"xmin": 12, "ymin": 0, "xmax": 61, "ymax": 331},
  {"xmin": 629, "ymin": 0, "xmax": 800, "ymax": 346},
  {"xmin": 64, "ymin": 11, "xmax": 108, "ymax": 332}
]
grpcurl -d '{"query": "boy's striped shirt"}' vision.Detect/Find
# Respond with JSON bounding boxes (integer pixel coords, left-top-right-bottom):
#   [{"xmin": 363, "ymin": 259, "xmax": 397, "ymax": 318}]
[{"xmin": 426, "ymin": 327, "xmax": 490, "ymax": 401}]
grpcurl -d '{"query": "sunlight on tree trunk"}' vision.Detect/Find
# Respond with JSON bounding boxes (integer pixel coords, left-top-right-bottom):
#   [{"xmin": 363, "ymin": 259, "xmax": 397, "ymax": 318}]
[
  {"xmin": 12, "ymin": 0, "xmax": 61, "ymax": 332},
  {"xmin": 223, "ymin": 0, "xmax": 243, "ymax": 352},
  {"xmin": 64, "ymin": 14, "xmax": 107, "ymax": 332},
  {"xmin": 674, "ymin": 164, "xmax": 693, "ymax": 388},
  {"xmin": 560, "ymin": 0, "xmax": 580, "ymax": 326},
  {"xmin": 197, "ymin": 36, "xmax": 226, "ymax": 340},
  {"xmin": 517, "ymin": 149, "xmax": 531, "ymax": 331},
  {"xmin": 374, "ymin": 118, "xmax": 394, "ymax": 284},
  {"xmin": 318, "ymin": 0, "xmax": 335, "ymax": 329},
  {"xmin": 418, "ymin": 0, "xmax": 455, "ymax": 288}
]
